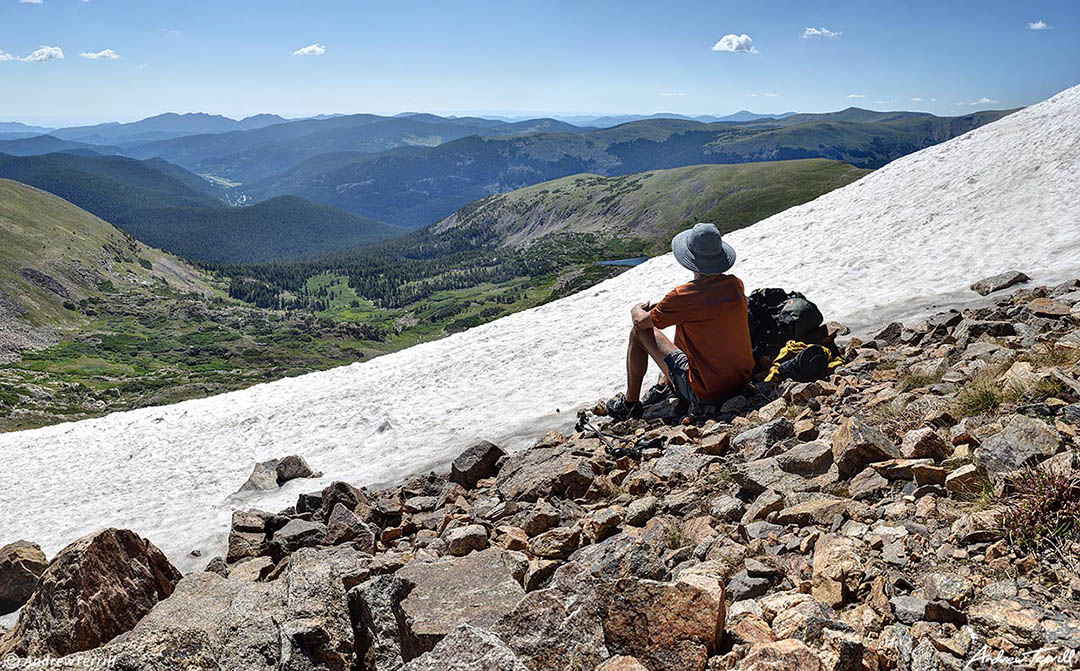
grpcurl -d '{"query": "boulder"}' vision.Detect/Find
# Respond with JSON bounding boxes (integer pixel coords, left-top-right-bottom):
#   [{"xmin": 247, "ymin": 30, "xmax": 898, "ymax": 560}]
[
  {"xmin": 709, "ymin": 495, "xmax": 746, "ymax": 523},
  {"xmin": 727, "ymin": 571, "xmax": 771, "ymax": 602},
  {"xmin": 451, "ymin": 441, "xmax": 508, "ymax": 489},
  {"xmin": 774, "ymin": 498, "xmax": 850, "ymax": 526},
  {"xmin": 316, "ymin": 481, "xmax": 375, "ymax": 526},
  {"xmin": 530, "ymin": 526, "xmax": 581, "ymax": 560},
  {"xmin": 401, "ymin": 624, "xmax": 527, "ymax": 671},
  {"xmin": 742, "ymin": 489, "xmax": 785, "ymax": 524},
  {"xmin": 738, "ymin": 639, "xmax": 824, "ymax": 671},
  {"xmin": 238, "ymin": 455, "xmax": 319, "ymax": 492},
  {"xmin": 596, "ymin": 574, "xmax": 724, "ymax": 671},
  {"xmin": 0, "ymin": 541, "xmax": 48, "ymax": 615},
  {"xmin": 597, "ymin": 656, "xmax": 650, "ymax": 671},
  {"xmin": 568, "ymin": 533, "xmax": 668, "ymax": 582},
  {"xmin": 650, "ymin": 446, "xmax": 717, "ymax": 480},
  {"xmin": 324, "ymin": 503, "xmax": 377, "ymax": 551},
  {"xmin": 770, "ymin": 596, "xmax": 847, "ymax": 643},
  {"xmin": 584, "ymin": 507, "xmax": 624, "ymax": 542},
  {"xmin": 831, "ymin": 417, "xmax": 900, "ymax": 477},
  {"xmin": 732, "ymin": 457, "xmax": 813, "ymax": 496},
  {"xmin": 776, "ymin": 441, "xmax": 834, "ymax": 476},
  {"xmin": 490, "ymin": 571, "xmax": 609, "ymax": 671},
  {"xmin": 625, "ymin": 497, "xmax": 659, "ymax": 526},
  {"xmin": 274, "ymin": 518, "xmax": 328, "ymax": 552},
  {"xmin": 396, "ymin": 548, "xmax": 526, "ymax": 659},
  {"xmin": 848, "ymin": 468, "xmax": 889, "ymax": 500},
  {"xmin": 65, "ymin": 548, "xmax": 353, "ymax": 670},
  {"xmin": 901, "ymin": 428, "xmax": 951, "ymax": 461},
  {"xmin": 733, "ymin": 419, "xmax": 794, "ymax": 460},
  {"xmin": 944, "ymin": 464, "xmax": 983, "ymax": 494},
  {"xmin": 496, "ymin": 443, "xmax": 598, "ymax": 502},
  {"xmin": 276, "ymin": 454, "xmax": 319, "ymax": 482},
  {"xmin": 811, "ymin": 535, "xmax": 865, "ymax": 608},
  {"xmin": 970, "ymin": 270, "xmax": 1030, "ymax": 296},
  {"xmin": 522, "ymin": 499, "xmax": 561, "ymax": 536},
  {"xmin": 227, "ymin": 509, "xmax": 272, "ymax": 562},
  {"xmin": 0, "ymin": 529, "xmax": 181, "ymax": 658},
  {"xmin": 351, "ymin": 575, "xmax": 412, "ymax": 670},
  {"xmin": 445, "ymin": 524, "xmax": 490, "ymax": 556},
  {"xmin": 975, "ymin": 415, "xmax": 1062, "ymax": 480}
]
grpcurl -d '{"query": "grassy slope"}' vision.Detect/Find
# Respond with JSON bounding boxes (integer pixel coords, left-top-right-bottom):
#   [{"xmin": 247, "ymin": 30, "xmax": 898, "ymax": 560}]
[
  {"xmin": 0, "ymin": 179, "xmax": 390, "ymax": 431},
  {"xmin": 435, "ymin": 159, "xmax": 870, "ymax": 251},
  {"xmin": 0, "ymin": 178, "xmax": 209, "ymax": 329}
]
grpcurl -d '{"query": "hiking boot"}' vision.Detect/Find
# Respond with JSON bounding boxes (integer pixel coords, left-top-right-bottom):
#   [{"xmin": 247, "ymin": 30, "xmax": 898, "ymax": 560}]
[
  {"xmin": 605, "ymin": 395, "xmax": 643, "ymax": 421},
  {"xmin": 641, "ymin": 383, "xmax": 673, "ymax": 406}
]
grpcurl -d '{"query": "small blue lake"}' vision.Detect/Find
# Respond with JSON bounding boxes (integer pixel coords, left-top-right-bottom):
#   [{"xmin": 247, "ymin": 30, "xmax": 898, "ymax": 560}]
[{"xmin": 596, "ymin": 257, "xmax": 650, "ymax": 267}]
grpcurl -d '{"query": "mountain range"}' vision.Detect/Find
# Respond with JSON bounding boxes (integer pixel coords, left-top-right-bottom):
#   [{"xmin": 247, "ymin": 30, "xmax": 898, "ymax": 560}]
[
  {"xmin": 242, "ymin": 107, "xmax": 1012, "ymax": 227},
  {"xmin": 0, "ymin": 104, "xmax": 1017, "ymax": 258}
]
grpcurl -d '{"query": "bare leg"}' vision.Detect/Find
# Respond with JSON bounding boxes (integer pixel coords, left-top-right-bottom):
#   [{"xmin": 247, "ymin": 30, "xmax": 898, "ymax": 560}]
[{"xmin": 625, "ymin": 326, "xmax": 679, "ymax": 402}]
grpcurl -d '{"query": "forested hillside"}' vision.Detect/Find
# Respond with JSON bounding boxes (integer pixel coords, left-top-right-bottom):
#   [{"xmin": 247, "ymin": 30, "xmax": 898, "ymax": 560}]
[{"xmin": 0, "ymin": 153, "xmax": 403, "ymax": 263}]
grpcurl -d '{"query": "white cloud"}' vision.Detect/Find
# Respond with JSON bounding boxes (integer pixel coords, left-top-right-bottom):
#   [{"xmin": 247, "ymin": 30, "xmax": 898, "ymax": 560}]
[
  {"xmin": 1028, "ymin": 20, "xmax": 1050, "ymax": 30},
  {"xmin": 747, "ymin": 92, "xmax": 779, "ymax": 97},
  {"xmin": 80, "ymin": 48, "xmax": 118, "ymax": 60},
  {"xmin": 659, "ymin": 92, "xmax": 686, "ymax": 97},
  {"xmin": 956, "ymin": 97, "xmax": 1000, "ymax": 106},
  {"xmin": 19, "ymin": 0, "xmax": 43, "ymax": 4},
  {"xmin": 292, "ymin": 43, "xmax": 326, "ymax": 56},
  {"xmin": 711, "ymin": 34, "xmax": 757, "ymax": 54},
  {"xmin": 2, "ymin": 45, "xmax": 64, "ymax": 62},
  {"xmin": 911, "ymin": 97, "xmax": 923, "ymax": 102},
  {"xmin": 846, "ymin": 93, "xmax": 865, "ymax": 99},
  {"xmin": 802, "ymin": 27, "xmax": 840, "ymax": 39}
]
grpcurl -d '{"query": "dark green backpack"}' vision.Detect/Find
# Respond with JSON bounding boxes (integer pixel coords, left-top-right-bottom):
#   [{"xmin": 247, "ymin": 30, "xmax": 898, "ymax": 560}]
[{"xmin": 747, "ymin": 288, "xmax": 825, "ymax": 357}]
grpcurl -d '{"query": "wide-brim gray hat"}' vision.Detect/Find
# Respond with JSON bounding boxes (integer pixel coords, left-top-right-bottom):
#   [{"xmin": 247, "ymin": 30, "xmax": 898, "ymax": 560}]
[{"xmin": 672, "ymin": 223, "xmax": 736, "ymax": 274}]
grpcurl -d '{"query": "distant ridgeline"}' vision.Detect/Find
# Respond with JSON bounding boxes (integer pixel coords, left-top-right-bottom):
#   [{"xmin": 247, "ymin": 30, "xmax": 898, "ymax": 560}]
[
  {"xmin": 0, "ymin": 106, "xmax": 1013, "ymax": 234},
  {"xmin": 0, "ymin": 152, "xmax": 403, "ymax": 264}
]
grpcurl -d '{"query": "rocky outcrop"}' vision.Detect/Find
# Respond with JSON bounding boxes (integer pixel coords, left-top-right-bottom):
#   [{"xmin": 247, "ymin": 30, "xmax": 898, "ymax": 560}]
[
  {"xmin": 396, "ymin": 548, "xmax": 525, "ymax": 658},
  {"xmin": 64, "ymin": 547, "xmax": 353, "ymax": 670},
  {"xmin": 451, "ymin": 441, "xmax": 507, "ymax": 489},
  {"xmin": 0, "ymin": 529, "xmax": 181, "ymax": 658},
  {"xmin": 0, "ymin": 541, "xmax": 48, "ymax": 615},
  {"xmin": 39, "ymin": 274, "xmax": 1080, "ymax": 670}
]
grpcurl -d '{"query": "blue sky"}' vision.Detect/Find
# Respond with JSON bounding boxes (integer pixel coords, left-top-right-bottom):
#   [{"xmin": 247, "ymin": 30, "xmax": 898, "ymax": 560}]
[{"xmin": 1, "ymin": 0, "xmax": 1077, "ymax": 126}]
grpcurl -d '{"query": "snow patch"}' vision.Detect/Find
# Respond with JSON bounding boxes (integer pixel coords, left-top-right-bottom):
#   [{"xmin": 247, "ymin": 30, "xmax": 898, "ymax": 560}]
[{"xmin": 2, "ymin": 84, "xmax": 1079, "ymax": 573}]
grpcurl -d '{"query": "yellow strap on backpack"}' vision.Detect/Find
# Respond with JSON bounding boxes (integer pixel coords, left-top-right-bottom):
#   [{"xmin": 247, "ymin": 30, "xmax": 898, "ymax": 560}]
[{"xmin": 764, "ymin": 340, "xmax": 843, "ymax": 383}]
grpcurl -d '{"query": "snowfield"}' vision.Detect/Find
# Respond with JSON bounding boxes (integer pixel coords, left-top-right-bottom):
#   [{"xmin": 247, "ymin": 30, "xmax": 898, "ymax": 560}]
[{"xmin": 3, "ymin": 84, "xmax": 1079, "ymax": 572}]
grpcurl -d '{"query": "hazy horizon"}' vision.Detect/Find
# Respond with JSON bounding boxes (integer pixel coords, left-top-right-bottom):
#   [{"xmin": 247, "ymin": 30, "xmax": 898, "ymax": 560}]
[{"xmin": 2, "ymin": 0, "xmax": 1075, "ymax": 128}]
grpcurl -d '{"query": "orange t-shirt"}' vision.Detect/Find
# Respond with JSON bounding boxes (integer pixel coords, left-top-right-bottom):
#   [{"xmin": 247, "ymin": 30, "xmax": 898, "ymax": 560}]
[{"xmin": 649, "ymin": 274, "xmax": 754, "ymax": 401}]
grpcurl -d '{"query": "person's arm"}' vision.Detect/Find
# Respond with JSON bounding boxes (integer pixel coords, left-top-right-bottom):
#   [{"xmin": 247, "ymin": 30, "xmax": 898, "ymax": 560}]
[{"xmin": 631, "ymin": 302, "xmax": 654, "ymax": 331}]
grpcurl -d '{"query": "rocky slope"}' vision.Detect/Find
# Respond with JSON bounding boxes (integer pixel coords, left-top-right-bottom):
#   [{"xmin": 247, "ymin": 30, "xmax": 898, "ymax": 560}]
[{"xmin": 2, "ymin": 272, "xmax": 1078, "ymax": 670}]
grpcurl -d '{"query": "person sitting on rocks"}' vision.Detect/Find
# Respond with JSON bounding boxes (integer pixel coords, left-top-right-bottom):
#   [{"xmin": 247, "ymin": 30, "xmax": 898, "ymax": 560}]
[{"xmin": 606, "ymin": 223, "xmax": 754, "ymax": 419}]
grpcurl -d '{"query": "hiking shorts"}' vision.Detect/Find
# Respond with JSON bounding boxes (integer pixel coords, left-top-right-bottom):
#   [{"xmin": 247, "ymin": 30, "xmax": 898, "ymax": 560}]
[{"xmin": 663, "ymin": 350, "xmax": 712, "ymax": 406}]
